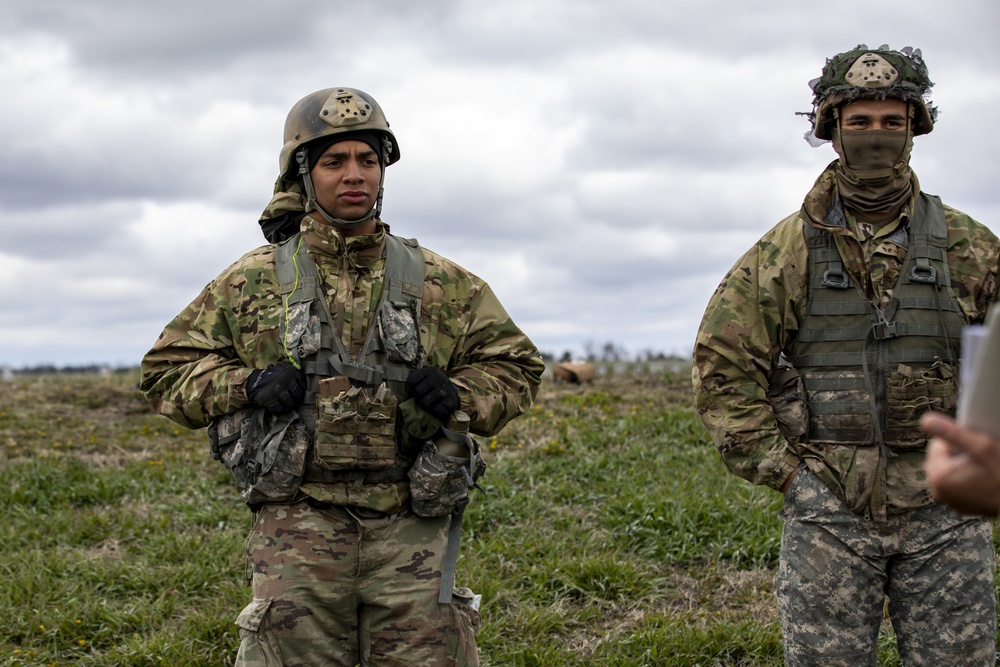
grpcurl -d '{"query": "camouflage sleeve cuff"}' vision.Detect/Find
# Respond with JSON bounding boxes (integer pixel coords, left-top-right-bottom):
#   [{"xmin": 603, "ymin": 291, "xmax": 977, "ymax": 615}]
[
  {"xmin": 771, "ymin": 451, "xmax": 803, "ymax": 492},
  {"xmin": 231, "ymin": 367, "xmax": 256, "ymax": 406}
]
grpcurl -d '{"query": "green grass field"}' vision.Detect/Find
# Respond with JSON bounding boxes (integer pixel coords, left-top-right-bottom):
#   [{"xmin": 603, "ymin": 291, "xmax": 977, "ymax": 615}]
[{"xmin": 0, "ymin": 371, "xmax": 995, "ymax": 666}]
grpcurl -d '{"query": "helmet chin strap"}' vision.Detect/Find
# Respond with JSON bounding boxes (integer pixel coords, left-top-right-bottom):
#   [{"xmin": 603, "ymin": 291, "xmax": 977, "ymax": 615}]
[{"xmin": 295, "ymin": 144, "xmax": 387, "ymax": 230}]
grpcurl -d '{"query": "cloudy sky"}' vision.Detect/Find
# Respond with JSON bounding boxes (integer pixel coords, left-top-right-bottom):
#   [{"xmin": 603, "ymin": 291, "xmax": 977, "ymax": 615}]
[{"xmin": 2, "ymin": 0, "xmax": 998, "ymax": 368}]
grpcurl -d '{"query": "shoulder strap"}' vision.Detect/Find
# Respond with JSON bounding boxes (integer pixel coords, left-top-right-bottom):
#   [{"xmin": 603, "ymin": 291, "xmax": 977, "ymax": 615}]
[
  {"xmin": 384, "ymin": 235, "xmax": 425, "ymax": 301},
  {"xmin": 357, "ymin": 234, "xmax": 426, "ymax": 395},
  {"xmin": 275, "ymin": 235, "xmax": 343, "ymax": 369},
  {"xmin": 903, "ymin": 193, "xmax": 949, "ymax": 288},
  {"xmin": 275, "ymin": 232, "xmax": 427, "ymax": 397},
  {"xmin": 275, "ymin": 234, "xmax": 307, "ymax": 300}
]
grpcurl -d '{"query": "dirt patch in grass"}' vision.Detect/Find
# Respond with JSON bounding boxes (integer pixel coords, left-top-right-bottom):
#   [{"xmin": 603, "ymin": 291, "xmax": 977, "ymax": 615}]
[{"xmin": 85, "ymin": 538, "xmax": 126, "ymax": 562}]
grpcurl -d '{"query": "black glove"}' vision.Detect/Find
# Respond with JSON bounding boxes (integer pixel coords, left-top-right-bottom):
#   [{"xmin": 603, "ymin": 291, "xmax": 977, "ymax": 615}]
[
  {"xmin": 246, "ymin": 363, "xmax": 307, "ymax": 414},
  {"xmin": 406, "ymin": 366, "xmax": 460, "ymax": 420}
]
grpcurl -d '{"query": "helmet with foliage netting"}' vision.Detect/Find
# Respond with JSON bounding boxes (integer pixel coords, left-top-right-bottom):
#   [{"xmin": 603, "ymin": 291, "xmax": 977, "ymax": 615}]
[
  {"xmin": 805, "ymin": 44, "xmax": 936, "ymax": 141},
  {"xmin": 278, "ymin": 87, "xmax": 400, "ymax": 179}
]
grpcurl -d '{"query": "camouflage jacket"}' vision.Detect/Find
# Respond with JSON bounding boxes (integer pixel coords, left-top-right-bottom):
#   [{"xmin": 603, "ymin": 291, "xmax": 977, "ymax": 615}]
[
  {"xmin": 693, "ymin": 162, "xmax": 999, "ymax": 516},
  {"xmin": 140, "ymin": 215, "xmax": 543, "ymax": 511}
]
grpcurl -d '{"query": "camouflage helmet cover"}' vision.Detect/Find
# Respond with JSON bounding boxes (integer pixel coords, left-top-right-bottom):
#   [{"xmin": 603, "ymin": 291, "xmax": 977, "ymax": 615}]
[
  {"xmin": 807, "ymin": 44, "xmax": 936, "ymax": 140},
  {"xmin": 278, "ymin": 87, "xmax": 400, "ymax": 179}
]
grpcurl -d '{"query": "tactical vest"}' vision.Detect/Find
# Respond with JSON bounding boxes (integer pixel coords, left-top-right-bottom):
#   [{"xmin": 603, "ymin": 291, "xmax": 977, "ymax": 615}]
[
  {"xmin": 788, "ymin": 193, "xmax": 965, "ymax": 451},
  {"xmin": 275, "ymin": 232, "xmax": 486, "ymax": 604},
  {"xmin": 275, "ymin": 232, "xmax": 425, "ymax": 482}
]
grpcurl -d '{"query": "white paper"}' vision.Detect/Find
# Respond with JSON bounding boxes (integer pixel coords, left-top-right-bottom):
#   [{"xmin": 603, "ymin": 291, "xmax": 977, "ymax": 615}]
[
  {"xmin": 958, "ymin": 324, "xmax": 986, "ymax": 421},
  {"xmin": 958, "ymin": 307, "xmax": 1000, "ymax": 437}
]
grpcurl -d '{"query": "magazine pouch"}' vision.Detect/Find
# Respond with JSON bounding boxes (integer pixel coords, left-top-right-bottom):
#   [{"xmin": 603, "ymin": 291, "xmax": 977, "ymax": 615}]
[
  {"xmin": 884, "ymin": 359, "xmax": 958, "ymax": 451},
  {"xmin": 314, "ymin": 381, "xmax": 398, "ymax": 471}
]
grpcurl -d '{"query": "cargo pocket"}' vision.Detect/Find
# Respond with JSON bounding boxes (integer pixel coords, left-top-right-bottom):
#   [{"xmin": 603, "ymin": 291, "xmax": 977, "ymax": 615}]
[
  {"xmin": 446, "ymin": 587, "xmax": 481, "ymax": 667},
  {"xmin": 378, "ymin": 298, "xmax": 421, "ymax": 364},
  {"xmin": 314, "ymin": 383, "xmax": 398, "ymax": 471},
  {"xmin": 800, "ymin": 370, "xmax": 874, "ymax": 448},
  {"xmin": 234, "ymin": 598, "xmax": 283, "ymax": 667},
  {"xmin": 282, "ymin": 300, "xmax": 323, "ymax": 361}
]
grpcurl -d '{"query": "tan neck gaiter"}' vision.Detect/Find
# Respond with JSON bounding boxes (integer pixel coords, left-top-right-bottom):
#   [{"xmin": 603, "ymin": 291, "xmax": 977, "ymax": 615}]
[{"xmin": 833, "ymin": 128, "xmax": 913, "ymax": 217}]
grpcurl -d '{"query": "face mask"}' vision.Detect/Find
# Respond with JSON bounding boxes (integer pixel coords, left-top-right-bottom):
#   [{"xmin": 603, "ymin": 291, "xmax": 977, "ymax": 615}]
[
  {"xmin": 833, "ymin": 128, "xmax": 913, "ymax": 217},
  {"xmin": 835, "ymin": 130, "xmax": 911, "ymax": 177}
]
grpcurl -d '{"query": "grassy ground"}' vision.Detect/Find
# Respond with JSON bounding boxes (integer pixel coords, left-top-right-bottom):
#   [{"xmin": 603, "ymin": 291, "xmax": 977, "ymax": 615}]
[{"xmin": 0, "ymin": 371, "xmax": 995, "ymax": 666}]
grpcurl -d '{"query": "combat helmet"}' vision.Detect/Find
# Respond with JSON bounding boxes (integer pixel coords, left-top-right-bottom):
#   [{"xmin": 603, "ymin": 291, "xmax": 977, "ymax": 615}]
[
  {"xmin": 805, "ymin": 45, "xmax": 937, "ymax": 141},
  {"xmin": 279, "ymin": 88, "xmax": 399, "ymax": 229},
  {"xmin": 280, "ymin": 87, "xmax": 399, "ymax": 178}
]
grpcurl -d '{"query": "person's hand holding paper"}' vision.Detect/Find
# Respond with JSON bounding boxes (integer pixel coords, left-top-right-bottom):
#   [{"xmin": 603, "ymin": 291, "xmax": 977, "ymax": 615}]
[{"xmin": 921, "ymin": 307, "xmax": 1000, "ymax": 516}]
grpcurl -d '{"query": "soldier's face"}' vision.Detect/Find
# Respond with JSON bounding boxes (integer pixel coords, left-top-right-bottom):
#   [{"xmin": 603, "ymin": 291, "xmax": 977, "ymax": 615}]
[
  {"xmin": 309, "ymin": 139, "xmax": 381, "ymax": 222},
  {"xmin": 839, "ymin": 99, "xmax": 909, "ymax": 132}
]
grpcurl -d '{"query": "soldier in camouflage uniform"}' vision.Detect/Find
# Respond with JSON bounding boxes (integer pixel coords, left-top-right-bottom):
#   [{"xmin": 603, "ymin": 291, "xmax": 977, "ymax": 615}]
[
  {"xmin": 140, "ymin": 87, "xmax": 543, "ymax": 666},
  {"xmin": 692, "ymin": 46, "xmax": 998, "ymax": 665}
]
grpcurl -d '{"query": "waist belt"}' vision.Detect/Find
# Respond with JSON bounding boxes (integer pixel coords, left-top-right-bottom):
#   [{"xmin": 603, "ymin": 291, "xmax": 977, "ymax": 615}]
[
  {"xmin": 304, "ymin": 497, "xmax": 391, "ymax": 518},
  {"xmin": 302, "ymin": 463, "xmax": 411, "ymax": 484}
]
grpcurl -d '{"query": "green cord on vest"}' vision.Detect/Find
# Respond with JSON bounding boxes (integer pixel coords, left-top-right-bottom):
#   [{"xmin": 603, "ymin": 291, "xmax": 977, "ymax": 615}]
[{"xmin": 282, "ymin": 236, "xmax": 304, "ymax": 369}]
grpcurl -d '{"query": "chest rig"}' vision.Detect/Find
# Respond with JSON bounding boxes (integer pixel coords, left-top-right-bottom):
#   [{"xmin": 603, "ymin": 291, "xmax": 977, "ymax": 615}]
[
  {"xmin": 788, "ymin": 193, "xmax": 965, "ymax": 450},
  {"xmin": 275, "ymin": 232, "xmax": 425, "ymax": 480},
  {"xmin": 274, "ymin": 233, "xmax": 485, "ymax": 604}
]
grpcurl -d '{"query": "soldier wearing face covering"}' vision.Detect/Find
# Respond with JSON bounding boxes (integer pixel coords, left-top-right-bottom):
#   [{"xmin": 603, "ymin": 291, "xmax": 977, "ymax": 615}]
[{"xmin": 693, "ymin": 46, "xmax": 999, "ymax": 665}]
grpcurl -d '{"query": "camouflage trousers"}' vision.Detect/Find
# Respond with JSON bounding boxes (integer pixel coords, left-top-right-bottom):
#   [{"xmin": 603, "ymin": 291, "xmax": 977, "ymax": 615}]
[
  {"xmin": 233, "ymin": 501, "xmax": 481, "ymax": 667},
  {"xmin": 778, "ymin": 466, "xmax": 997, "ymax": 666}
]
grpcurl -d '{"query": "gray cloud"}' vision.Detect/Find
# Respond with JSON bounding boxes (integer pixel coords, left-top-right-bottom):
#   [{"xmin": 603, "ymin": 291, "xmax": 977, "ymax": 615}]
[{"xmin": 2, "ymin": 0, "xmax": 999, "ymax": 367}]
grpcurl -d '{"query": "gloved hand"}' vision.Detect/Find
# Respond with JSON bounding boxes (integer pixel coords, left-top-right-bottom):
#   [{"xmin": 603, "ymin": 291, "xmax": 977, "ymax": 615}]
[
  {"xmin": 406, "ymin": 366, "xmax": 460, "ymax": 421},
  {"xmin": 246, "ymin": 363, "xmax": 307, "ymax": 414}
]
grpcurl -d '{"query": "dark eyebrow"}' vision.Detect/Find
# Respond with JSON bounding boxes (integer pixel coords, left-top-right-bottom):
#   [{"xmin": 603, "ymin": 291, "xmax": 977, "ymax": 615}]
[
  {"xmin": 319, "ymin": 148, "xmax": 378, "ymax": 160},
  {"xmin": 843, "ymin": 112, "xmax": 906, "ymax": 122}
]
